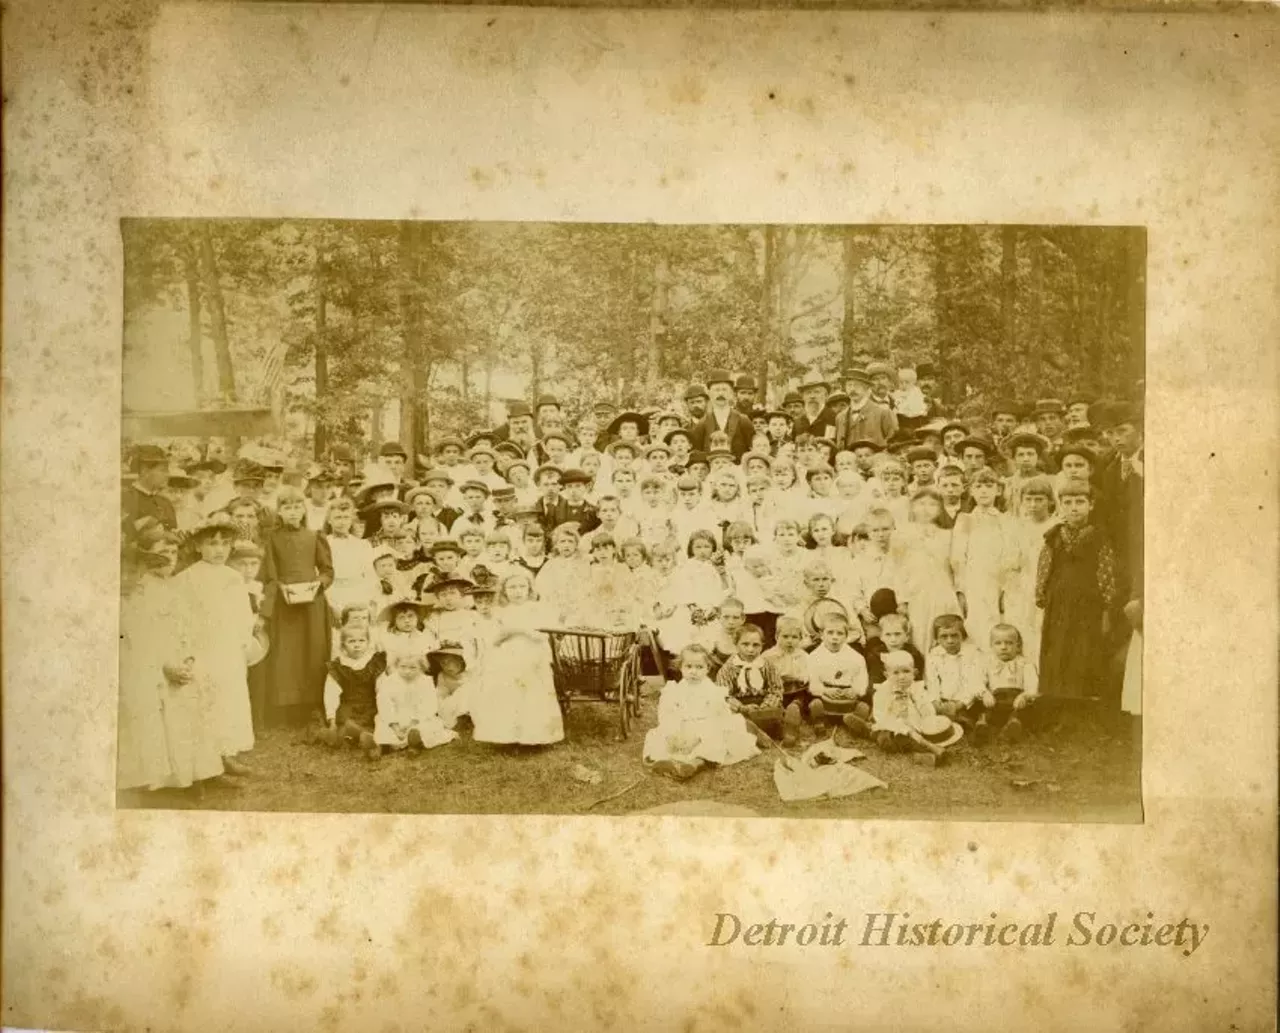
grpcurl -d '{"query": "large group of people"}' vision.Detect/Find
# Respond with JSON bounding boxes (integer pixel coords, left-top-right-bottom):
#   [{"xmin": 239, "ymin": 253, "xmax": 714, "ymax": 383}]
[{"xmin": 118, "ymin": 360, "xmax": 1145, "ymax": 794}]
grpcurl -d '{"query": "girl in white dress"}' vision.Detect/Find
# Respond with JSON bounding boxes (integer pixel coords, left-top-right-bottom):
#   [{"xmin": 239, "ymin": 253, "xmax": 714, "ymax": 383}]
[
  {"xmin": 534, "ymin": 523, "xmax": 591, "ymax": 625},
  {"xmin": 949, "ymin": 469, "xmax": 1019, "ymax": 649},
  {"xmin": 173, "ymin": 514, "xmax": 257, "ymax": 774},
  {"xmin": 469, "ymin": 571, "xmax": 565, "ymax": 746},
  {"xmin": 643, "ymin": 645, "xmax": 759, "ymax": 778},
  {"xmin": 1002, "ymin": 476, "xmax": 1058, "ymax": 662},
  {"xmin": 898, "ymin": 489, "xmax": 962, "ymax": 655},
  {"xmin": 323, "ymin": 498, "xmax": 377, "ymax": 618}
]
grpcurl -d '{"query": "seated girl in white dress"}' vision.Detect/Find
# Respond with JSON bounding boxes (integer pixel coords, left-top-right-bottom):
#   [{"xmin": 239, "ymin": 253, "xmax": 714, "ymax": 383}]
[
  {"xmin": 643, "ymin": 644, "xmax": 759, "ymax": 780},
  {"xmin": 373, "ymin": 651, "xmax": 457, "ymax": 755}
]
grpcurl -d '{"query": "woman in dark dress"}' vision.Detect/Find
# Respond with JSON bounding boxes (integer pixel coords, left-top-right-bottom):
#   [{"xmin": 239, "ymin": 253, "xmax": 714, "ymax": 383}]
[
  {"xmin": 1035, "ymin": 479, "xmax": 1117, "ymax": 711},
  {"xmin": 262, "ymin": 487, "xmax": 334, "ymax": 727}
]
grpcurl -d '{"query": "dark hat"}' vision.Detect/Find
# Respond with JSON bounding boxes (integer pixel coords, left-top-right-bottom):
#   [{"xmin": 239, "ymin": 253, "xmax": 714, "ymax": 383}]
[
  {"xmin": 1087, "ymin": 401, "xmax": 1115, "ymax": 429},
  {"xmin": 1004, "ymin": 431, "xmax": 1051, "ymax": 455},
  {"xmin": 956, "ymin": 436, "xmax": 996, "ymax": 456},
  {"xmin": 540, "ymin": 431, "xmax": 572, "ymax": 449},
  {"xmin": 426, "ymin": 642, "xmax": 468, "ymax": 672},
  {"xmin": 232, "ymin": 458, "xmax": 266, "ymax": 483},
  {"xmin": 559, "ymin": 467, "xmax": 593, "ymax": 486},
  {"xmin": 841, "ymin": 367, "xmax": 872, "ymax": 386},
  {"xmin": 905, "ymin": 446, "xmax": 938, "ymax": 465},
  {"xmin": 734, "ymin": 374, "xmax": 757, "ymax": 392},
  {"xmin": 782, "ymin": 391, "xmax": 803, "ymax": 407},
  {"xmin": 491, "ymin": 484, "xmax": 517, "ymax": 500},
  {"xmin": 706, "ymin": 448, "xmax": 735, "ymax": 463},
  {"xmin": 131, "ymin": 443, "xmax": 168, "ymax": 470},
  {"xmin": 606, "ymin": 411, "xmax": 650, "ymax": 438},
  {"xmin": 686, "ymin": 450, "xmax": 709, "ymax": 467},
  {"xmin": 991, "ymin": 399, "xmax": 1020, "ymax": 419},
  {"xmin": 495, "ymin": 441, "xmax": 525, "ymax": 459},
  {"xmin": 307, "ymin": 467, "xmax": 334, "ymax": 484},
  {"xmin": 468, "ymin": 444, "xmax": 497, "ymax": 463},
  {"xmin": 377, "ymin": 596, "xmax": 431, "ymax": 625},
  {"xmin": 466, "ymin": 431, "xmax": 497, "ymax": 451},
  {"xmin": 166, "ymin": 465, "xmax": 199, "ymax": 489},
  {"xmin": 940, "ymin": 421, "xmax": 969, "ymax": 439},
  {"xmin": 328, "ymin": 443, "xmax": 354, "ymax": 462},
  {"xmin": 765, "ymin": 410, "xmax": 791, "ymax": 423},
  {"xmin": 1034, "ymin": 398, "xmax": 1066, "ymax": 416},
  {"xmin": 363, "ymin": 498, "xmax": 411, "ymax": 516},
  {"xmin": 683, "ymin": 382, "xmax": 710, "ymax": 401},
  {"xmin": 534, "ymin": 463, "xmax": 563, "ymax": 482},
  {"xmin": 915, "ymin": 361, "xmax": 937, "ymax": 379},
  {"xmin": 828, "ymin": 391, "xmax": 851, "ymax": 406},
  {"xmin": 404, "ymin": 486, "xmax": 435, "ymax": 507},
  {"xmin": 887, "ymin": 431, "xmax": 916, "ymax": 451},
  {"xmin": 459, "ymin": 479, "xmax": 491, "ymax": 496},
  {"xmin": 535, "ymin": 394, "xmax": 562, "ymax": 410},
  {"xmin": 804, "ymin": 464, "xmax": 835, "ymax": 483},
  {"xmin": 429, "ymin": 538, "xmax": 463, "ymax": 555},
  {"xmin": 1057, "ymin": 443, "xmax": 1099, "ymax": 466},
  {"xmin": 664, "ymin": 427, "xmax": 693, "ymax": 446},
  {"xmin": 189, "ymin": 457, "xmax": 226, "ymax": 475},
  {"xmin": 1062, "ymin": 426, "xmax": 1097, "ymax": 444},
  {"xmin": 379, "ymin": 441, "xmax": 408, "ymax": 459},
  {"xmin": 1109, "ymin": 401, "xmax": 1141, "ymax": 428},
  {"xmin": 799, "ymin": 371, "xmax": 831, "ymax": 392},
  {"xmin": 848, "ymin": 438, "xmax": 884, "ymax": 452},
  {"xmin": 434, "ymin": 437, "xmax": 465, "ymax": 452},
  {"xmin": 868, "ymin": 587, "xmax": 900, "ymax": 620},
  {"xmin": 705, "ymin": 369, "xmax": 734, "ymax": 387},
  {"xmin": 506, "ymin": 401, "xmax": 534, "ymax": 420}
]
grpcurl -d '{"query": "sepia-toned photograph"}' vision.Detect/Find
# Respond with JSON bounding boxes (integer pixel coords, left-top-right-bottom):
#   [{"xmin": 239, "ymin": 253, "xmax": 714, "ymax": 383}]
[{"xmin": 118, "ymin": 219, "xmax": 1145, "ymax": 820}]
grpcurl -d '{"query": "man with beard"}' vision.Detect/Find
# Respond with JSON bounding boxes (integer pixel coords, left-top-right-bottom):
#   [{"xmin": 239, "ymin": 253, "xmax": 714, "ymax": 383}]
[
  {"xmin": 492, "ymin": 400, "xmax": 538, "ymax": 455},
  {"xmin": 791, "ymin": 372, "xmax": 838, "ymax": 442},
  {"xmin": 834, "ymin": 367, "xmax": 897, "ymax": 449},
  {"xmin": 734, "ymin": 374, "xmax": 758, "ymax": 413}
]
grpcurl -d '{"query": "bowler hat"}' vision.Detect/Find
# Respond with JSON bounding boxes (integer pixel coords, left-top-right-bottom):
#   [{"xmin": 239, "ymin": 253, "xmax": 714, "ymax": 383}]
[
  {"xmin": 379, "ymin": 441, "xmax": 408, "ymax": 459},
  {"xmin": 606, "ymin": 411, "xmax": 650, "ymax": 438},
  {"xmin": 734, "ymin": 374, "xmax": 757, "ymax": 392},
  {"xmin": 506, "ymin": 401, "xmax": 534, "ymax": 420},
  {"xmin": 683, "ymin": 383, "xmax": 710, "ymax": 401},
  {"xmin": 132, "ymin": 443, "xmax": 168, "ymax": 470}
]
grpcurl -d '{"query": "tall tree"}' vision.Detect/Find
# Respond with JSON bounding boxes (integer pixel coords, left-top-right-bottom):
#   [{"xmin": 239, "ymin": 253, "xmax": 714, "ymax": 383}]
[
  {"xmin": 181, "ymin": 236, "xmax": 204, "ymax": 402},
  {"xmin": 197, "ymin": 225, "xmax": 237, "ymax": 403}
]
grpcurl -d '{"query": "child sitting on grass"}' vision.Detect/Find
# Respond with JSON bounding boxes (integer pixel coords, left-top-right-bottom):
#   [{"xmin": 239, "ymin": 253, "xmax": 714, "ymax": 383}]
[
  {"xmin": 763, "ymin": 615, "xmax": 811, "ymax": 726},
  {"xmin": 643, "ymin": 644, "xmax": 759, "ymax": 780},
  {"xmin": 981, "ymin": 623, "xmax": 1039, "ymax": 743},
  {"xmin": 847, "ymin": 651, "xmax": 963, "ymax": 767},
  {"xmin": 926, "ymin": 613, "xmax": 989, "ymax": 734},
  {"xmin": 321, "ymin": 624, "xmax": 385, "ymax": 760},
  {"xmin": 373, "ymin": 651, "xmax": 458, "ymax": 757},
  {"xmin": 707, "ymin": 597, "xmax": 747, "ymax": 678},
  {"xmin": 715, "ymin": 623, "xmax": 798, "ymax": 746},
  {"xmin": 807, "ymin": 612, "xmax": 869, "ymax": 733},
  {"xmin": 427, "ymin": 642, "xmax": 471, "ymax": 730}
]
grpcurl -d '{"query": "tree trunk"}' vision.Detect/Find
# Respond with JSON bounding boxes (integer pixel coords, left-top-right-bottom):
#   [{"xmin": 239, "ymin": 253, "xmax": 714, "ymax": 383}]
[
  {"xmin": 313, "ymin": 250, "xmax": 329, "ymax": 460},
  {"xmin": 396, "ymin": 222, "xmax": 422, "ymax": 460},
  {"xmin": 760, "ymin": 226, "xmax": 780, "ymax": 394},
  {"xmin": 645, "ymin": 253, "xmax": 669, "ymax": 395},
  {"xmin": 1027, "ymin": 233, "xmax": 1044, "ymax": 389},
  {"xmin": 483, "ymin": 360, "xmax": 493, "ymax": 425},
  {"xmin": 1000, "ymin": 226, "xmax": 1017, "ymax": 361},
  {"xmin": 180, "ymin": 240, "xmax": 205, "ymax": 404},
  {"xmin": 840, "ymin": 229, "xmax": 860, "ymax": 371},
  {"xmin": 932, "ymin": 227, "xmax": 952, "ymax": 404},
  {"xmin": 197, "ymin": 225, "xmax": 236, "ymax": 403}
]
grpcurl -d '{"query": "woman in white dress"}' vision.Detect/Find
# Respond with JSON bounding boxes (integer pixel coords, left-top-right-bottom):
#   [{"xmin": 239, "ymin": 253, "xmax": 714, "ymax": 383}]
[
  {"xmin": 173, "ymin": 514, "xmax": 257, "ymax": 772},
  {"xmin": 470, "ymin": 571, "xmax": 565, "ymax": 746},
  {"xmin": 1001, "ymin": 477, "xmax": 1058, "ymax": 663},
  {"xmin": 324, "ymin": 498, "xmax": 377, "ymax": 618}
]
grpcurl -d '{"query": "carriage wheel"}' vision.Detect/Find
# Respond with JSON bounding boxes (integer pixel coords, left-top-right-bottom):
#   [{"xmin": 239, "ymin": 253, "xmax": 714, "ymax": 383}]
[{"xmin": 616, "ymin": 651, "xmax": 636, "ymax": 740}]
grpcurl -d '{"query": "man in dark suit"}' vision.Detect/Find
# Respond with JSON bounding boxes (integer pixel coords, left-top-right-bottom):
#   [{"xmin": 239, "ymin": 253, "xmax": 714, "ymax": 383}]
[
  {"xmin": 833, "ymin": 367, "xmax": 898, "ymax": 449},
  {"xmin": 536, "ymin": 467, "xmax": 600, "ymax": 536},
  {"xmin": 790, "ymin": 372, "xmax": 839, "ymax": 442},
  {"xmin": 687, "ymin": 370, "xmax": 754, "ymax": 458},
  {"xmin": 122, "ymin": 444, "xmax": 177, "ymax": 535},
  {"xmin": 491, "ymin": 400, "xmax": 538, "ymax": 456}
]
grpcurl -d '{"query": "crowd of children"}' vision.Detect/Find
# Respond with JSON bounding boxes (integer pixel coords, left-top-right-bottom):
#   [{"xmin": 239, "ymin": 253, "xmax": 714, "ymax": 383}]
[{"xmin": 118, "ymin": 364, "xmax": 1145, "ymax": 794}]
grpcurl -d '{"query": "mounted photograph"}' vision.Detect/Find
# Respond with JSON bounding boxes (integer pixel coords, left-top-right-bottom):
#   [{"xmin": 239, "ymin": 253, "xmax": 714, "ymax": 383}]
[{"xmin": 118, "ymin": 219, "xmax": 1145, "ymax": 820}]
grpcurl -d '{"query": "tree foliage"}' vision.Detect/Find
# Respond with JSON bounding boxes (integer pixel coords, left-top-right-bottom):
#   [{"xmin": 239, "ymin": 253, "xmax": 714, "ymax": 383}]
[{"xmin": 123, "ymin": 220, "xmax": 1144, "ymax": 456}]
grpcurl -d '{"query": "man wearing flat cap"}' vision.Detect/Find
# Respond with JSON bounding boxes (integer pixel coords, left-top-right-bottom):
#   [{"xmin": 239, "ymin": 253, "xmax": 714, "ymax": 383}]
[
  {"xmin": 834, "ymin": 367, "xmax": 898, "ymax": 450},
  {"xmin": 687, "ymin": 370, "xmax": 754, "ymax": 459},
  {"xmin": 122, "ymin": 443, "xmax": 178, "ymax": 534}
]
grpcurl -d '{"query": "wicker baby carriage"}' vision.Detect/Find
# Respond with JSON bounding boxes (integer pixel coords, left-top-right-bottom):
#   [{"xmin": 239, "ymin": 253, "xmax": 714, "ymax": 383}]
[{"xmin": 542, "ymin": 626, "xmax": 643, "ymax": 739}]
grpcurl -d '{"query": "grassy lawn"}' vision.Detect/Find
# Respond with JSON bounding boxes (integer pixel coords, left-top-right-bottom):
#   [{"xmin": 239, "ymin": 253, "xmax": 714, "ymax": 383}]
[{"xmin": 122, "ymin": 682, "xmax": 1143, "ymax": 822}]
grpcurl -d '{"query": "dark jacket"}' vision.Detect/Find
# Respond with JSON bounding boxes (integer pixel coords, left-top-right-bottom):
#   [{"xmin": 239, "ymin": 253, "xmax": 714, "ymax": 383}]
[{"xmin": 688, "ymin": 407, "xmax": 754, "ymax": 458}]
